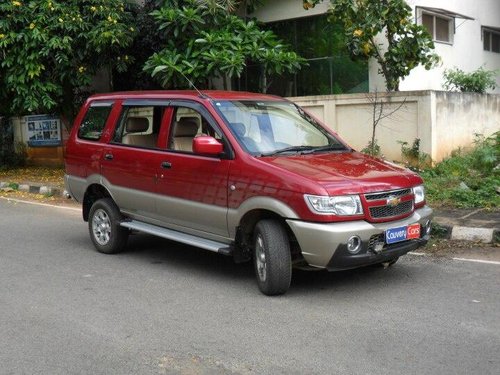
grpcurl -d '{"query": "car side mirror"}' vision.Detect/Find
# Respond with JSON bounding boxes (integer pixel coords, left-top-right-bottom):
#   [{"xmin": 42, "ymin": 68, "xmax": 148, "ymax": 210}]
[{"xmin": 192, "ymin": 136, "xmax": 224, "ymax": 156}]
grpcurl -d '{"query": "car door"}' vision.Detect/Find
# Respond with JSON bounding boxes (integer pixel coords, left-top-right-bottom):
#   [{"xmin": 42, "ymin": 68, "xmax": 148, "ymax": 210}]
[
  {"xmin": 154, "ymin": 101, "xmax": 232, "ymax": 239},
  {"xmin": 100, "ymin": 100, "xmax": 169, "ymax": 221}
]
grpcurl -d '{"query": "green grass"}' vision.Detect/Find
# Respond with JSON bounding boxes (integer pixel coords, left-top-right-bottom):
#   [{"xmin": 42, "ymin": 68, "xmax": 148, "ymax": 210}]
[{"xmin": 421, "ymin": 132, "xmax": 499, "ymax": 209}]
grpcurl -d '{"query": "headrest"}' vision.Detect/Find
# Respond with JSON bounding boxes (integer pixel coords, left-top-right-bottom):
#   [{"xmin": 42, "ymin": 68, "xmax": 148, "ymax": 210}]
[
  {"xmin": 126, "ymin": 117, "xmax": 149, "ymax": 133},
  {"xmin": 174, "ymin": 117, "xmax": 199, "ymax": 137},
  {"xmin": 231, "ymin": 122, "xmax": 246, "ymax": 138}
]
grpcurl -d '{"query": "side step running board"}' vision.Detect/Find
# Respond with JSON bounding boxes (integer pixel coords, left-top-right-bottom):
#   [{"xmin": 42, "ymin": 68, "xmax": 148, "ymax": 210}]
[{"xmin": 120, "ymin": 220, "xmax": 233, "ymax": 256}]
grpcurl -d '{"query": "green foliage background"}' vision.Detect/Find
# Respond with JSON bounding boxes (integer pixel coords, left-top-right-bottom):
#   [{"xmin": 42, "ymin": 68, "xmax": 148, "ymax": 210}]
[
  {"xmin": 301, "ymin": 0, "xmax": 439, "ymax": 91},
  {"xmin": 143, "ymin": 0, "xmax": 306, "ymax": 92},
  {"xmin": 0, "ymin": 0, "xmax": 136, "ymax": 121}
]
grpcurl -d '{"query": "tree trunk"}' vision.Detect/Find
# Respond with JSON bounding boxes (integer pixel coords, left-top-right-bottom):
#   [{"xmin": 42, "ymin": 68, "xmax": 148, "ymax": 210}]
[
  {"xmin": 261, "ymin": 73, "xmax": 267, "ymax": 94},
  {"xmin": 108, "ymin": 65, "xmax": 114, "ymax": 92},
  {"xmin": 223, "ymin": 75, "xmax": 228, "ymax": 91}
]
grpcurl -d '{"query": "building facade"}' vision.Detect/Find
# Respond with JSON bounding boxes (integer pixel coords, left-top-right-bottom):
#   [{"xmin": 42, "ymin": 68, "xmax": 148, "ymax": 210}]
[
  {"xmin": 249, "ymin": 0, "xmax": 500, "ymax": 94},
  {"xmin": 375, "ymin": 0, "xmax": 500, "ymax": 93}
]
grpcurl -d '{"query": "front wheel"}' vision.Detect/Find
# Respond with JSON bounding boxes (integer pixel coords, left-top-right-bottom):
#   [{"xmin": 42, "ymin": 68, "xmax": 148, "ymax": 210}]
[
  {"xmin": 253, "ymin": 220, "xmax": 292, "ymax": 296},
  {"xmin": 88, "ymin": 198, "xmax": 128, "ymax": 254}
]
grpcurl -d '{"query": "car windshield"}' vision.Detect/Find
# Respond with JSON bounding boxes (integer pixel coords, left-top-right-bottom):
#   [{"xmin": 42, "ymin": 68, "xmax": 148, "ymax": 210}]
[{"xmin": 213, "ymin": 100, "xmax": 348, "ymax": 156}]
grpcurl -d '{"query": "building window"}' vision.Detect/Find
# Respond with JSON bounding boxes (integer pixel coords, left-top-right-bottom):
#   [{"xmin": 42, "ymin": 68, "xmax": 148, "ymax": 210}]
[
  {"xmin": 421, "ymin": 12, "xmax": 453, "ymax": 44},
  {"xmin": 234, "ymin": 15, "xmax": 368, "ymax": 97},
  {"xmin": 483, "ymin": 27, "xmax": 500, "ymax": 53}
]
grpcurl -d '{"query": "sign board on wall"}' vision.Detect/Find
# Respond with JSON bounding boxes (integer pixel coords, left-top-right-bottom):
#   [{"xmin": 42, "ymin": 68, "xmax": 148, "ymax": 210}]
[{"xmin": 25, "ymin": 115, "xmax": 62, "ymax": 147}]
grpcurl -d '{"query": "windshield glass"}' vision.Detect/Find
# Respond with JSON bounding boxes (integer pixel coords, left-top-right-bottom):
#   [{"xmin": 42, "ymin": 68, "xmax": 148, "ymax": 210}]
[{"xmin": 213, "ymin": 100, "xmax": 348, "ymax": 156}]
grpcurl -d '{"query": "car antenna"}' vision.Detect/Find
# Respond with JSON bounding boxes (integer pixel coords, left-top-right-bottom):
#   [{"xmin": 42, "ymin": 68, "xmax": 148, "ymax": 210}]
[{"xmin": 177, "ymin": 69, "xmax": 208, "ymax": 99}]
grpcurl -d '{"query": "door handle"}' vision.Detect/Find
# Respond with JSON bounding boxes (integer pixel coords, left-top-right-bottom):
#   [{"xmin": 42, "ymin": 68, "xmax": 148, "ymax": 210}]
[
  {"xmin": 161, "ymin": 161, "xmax": 172, "ymax": 169},
  {"xmin": 104, "ymin": 153, "xmax": 113, "ymax": 160}
]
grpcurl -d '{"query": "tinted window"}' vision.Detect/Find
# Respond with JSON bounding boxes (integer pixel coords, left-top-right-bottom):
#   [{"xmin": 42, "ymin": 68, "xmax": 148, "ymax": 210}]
[
  {"xmin": 113, "ymin": 106, "xmax": 165, "ymax": 149},
  {"xmin": 78, "ymin": 105, "xmax": 112, "ymax": 141}
]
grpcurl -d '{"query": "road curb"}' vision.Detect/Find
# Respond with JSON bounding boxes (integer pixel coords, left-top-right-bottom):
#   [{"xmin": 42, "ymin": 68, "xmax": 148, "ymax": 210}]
[
  {"xmin": 450, "ymin": 226, "xmax": 496, "ymax": 243},
  {"xmin": 433, "ymin": 216, "xmax": 499, "ymax": 244},
  {"xmin": 0, "ymin": 181, "xmax": 66, "ymax": 198}
]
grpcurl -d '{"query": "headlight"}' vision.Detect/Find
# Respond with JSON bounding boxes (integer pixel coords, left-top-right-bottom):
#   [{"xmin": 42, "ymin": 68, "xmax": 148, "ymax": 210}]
[
  {"xmin": 413, "ymin": 185, "xmax": 425, "ymax": 204},
  {"xmin": 304, "ymin": 194, "xmax": 363, "ymax": 215}
]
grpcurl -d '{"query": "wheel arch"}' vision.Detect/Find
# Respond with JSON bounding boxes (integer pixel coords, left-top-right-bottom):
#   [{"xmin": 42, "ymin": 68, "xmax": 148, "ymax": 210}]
[
  {"xmin": 228, "ymin": 196, "xmax": 298, "ymax": 237},
  {"xmin": 238, "ymin": 208, "xmax": 285, "ymax": 241},
  {"xmin": 83, "ymin": 184, "xmax": 113, "ymax": 222},
  {"xmin": 231, "ymin": 199, "xmax": 301, "ymax": 264}
]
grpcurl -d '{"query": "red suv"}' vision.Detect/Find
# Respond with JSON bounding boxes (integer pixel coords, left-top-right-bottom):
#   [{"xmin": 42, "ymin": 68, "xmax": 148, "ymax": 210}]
[{"xmin": 65, "ymin": 91, "xmax": 432, "ymax": 295}]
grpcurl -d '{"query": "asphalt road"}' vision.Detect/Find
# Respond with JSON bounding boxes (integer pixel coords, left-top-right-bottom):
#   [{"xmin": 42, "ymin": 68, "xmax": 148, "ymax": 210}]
[{"xmin": 1, "ymin": 197, "xmax": 499, "ymax": 375}]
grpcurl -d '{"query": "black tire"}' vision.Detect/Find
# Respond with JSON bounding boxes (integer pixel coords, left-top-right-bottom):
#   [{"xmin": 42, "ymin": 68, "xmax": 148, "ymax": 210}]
[
  {"xmin": 88, "ymin": 198, "xmax": 128, "ymax": 254},
  {"xmin": 253, "ymin": 219, "xmax": 292, "ymax": 296}
]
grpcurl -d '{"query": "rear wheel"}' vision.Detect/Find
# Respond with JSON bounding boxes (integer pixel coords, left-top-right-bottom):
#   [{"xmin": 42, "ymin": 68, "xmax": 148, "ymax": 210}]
[
  {"xmin": 88, "ymin": 198, "xmax": 128, "ymax": 254},
  {"xmin": 253, "ymin": 220, "xmax": 292, "ymax": 296}
]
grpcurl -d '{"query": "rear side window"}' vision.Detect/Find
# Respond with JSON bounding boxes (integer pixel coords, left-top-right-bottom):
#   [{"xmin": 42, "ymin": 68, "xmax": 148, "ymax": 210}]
[
  {"xmin": 112, "ymin": 105, "xmax": 166, "ymax": 149},
  {"xmin": 78, "ymin": 105, "xmax": 113, "ymax": 141}
]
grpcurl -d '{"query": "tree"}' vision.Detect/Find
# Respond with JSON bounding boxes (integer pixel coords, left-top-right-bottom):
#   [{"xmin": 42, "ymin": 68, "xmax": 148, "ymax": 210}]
[
  {"xmin": 143, "ymin": 0, "xmax": 305, "ymax": 92},
  {"xmin": 0, "ymin": 0, "xmax": 136, "ymax": 122},
  {"xmin": 113, "ymin": 1, "xmax": 165, "ymax": 91},
  {"xmin": 362, "ymin": 90, "xmax": 406, "ymax": 156},
  {"xmin": 301, "ymin": 0, "xmax": 440, "ymax": 91}
]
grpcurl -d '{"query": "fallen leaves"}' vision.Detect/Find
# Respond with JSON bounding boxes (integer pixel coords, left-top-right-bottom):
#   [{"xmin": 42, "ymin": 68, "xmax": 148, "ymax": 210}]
[{"xmin": 0, "ymin": 166, "xmax": 65, "ymax": 188}]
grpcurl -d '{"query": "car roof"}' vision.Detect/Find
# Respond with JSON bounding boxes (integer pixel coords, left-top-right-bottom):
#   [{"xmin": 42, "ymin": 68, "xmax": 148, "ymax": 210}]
[{"xmin": 88, "ymin": 90, "xmax": 286, "ymax": 102}]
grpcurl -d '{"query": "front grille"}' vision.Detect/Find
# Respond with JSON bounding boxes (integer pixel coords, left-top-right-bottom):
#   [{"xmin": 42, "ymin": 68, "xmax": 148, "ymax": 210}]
[
  {"xmin": 368, "ymin": 228, "xmax": 423, "ymax": 254},
  {"xmin": 369, "ymin": 200, "xmax": 413, "ymax": 219},
  {"xmin": 365, "ymin": 188, "xmax": 412, "ymax": 201}
]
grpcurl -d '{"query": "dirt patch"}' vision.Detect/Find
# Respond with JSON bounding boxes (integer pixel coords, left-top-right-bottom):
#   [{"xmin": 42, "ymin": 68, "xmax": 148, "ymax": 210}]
[
  {"xmin": 422, "ymin": 238, "xmax": 499, "ymax": 258},
  {"xmin": 0, "ymin": 167, "xmax": 65, "ymax": 188}
]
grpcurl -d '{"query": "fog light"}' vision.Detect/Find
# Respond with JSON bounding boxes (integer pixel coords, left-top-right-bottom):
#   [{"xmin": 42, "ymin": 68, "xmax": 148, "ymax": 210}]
[{"xmin": 347, "ymin": 236, "xmax": 362, "ymax": 254}]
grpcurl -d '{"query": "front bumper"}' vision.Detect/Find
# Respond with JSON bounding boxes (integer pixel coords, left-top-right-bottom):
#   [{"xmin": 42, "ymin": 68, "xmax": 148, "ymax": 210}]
[{"xmin": 286, "ymin": 206, "xmax": 433, "ymax": 270}]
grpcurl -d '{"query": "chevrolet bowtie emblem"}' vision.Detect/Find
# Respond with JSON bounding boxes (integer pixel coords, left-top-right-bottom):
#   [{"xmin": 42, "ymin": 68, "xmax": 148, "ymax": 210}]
[{"xmin": 386, "ymin": 196, "xmax": 401, "ymax": 207}]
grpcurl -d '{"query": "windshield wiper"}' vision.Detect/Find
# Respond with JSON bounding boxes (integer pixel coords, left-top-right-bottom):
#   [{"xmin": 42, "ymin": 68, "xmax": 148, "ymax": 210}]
[
  {"xmin": 308, "ymin": 144, "xmax": 349, "ymax": 153},
  {"xmin": 260, "ymin": 145, "xmax": 316, "ymax": 157}
]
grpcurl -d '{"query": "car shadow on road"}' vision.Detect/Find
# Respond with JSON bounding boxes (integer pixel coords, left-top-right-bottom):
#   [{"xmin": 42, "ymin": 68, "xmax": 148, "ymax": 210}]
[
  {"xmin": 120, "ymin": 233, "xmax": 420, "ymax": 297},
  {"xmin": 124, "ymin": 233, "xmax": 255, "ymax": 278}
]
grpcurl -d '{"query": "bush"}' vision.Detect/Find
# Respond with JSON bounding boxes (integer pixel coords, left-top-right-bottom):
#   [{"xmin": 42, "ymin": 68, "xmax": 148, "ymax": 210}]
[
  {"xmin": 422, "ymin": 132, "xmax": 499, "ymax": 208},
  {"xmin": 443, "ymin": 67, "xmax": 497, "ymax": 94},
  {"xmin": 361, "ymin": 139, "xmax": 382, "ymax": 157},
  {"xmin": 0, "ymin": 118, "xmax": 26, "ymax": 168},
  {"xmin": 0, "ymin": 150, "xmax": 27, "ymax": 169},
  {"xmin": 398, "ymin": 138, "xmax": 431, "ymax": 171}
]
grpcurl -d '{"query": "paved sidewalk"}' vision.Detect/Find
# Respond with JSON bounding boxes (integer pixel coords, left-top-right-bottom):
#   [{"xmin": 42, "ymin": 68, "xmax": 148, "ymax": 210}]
[
  {"xmin": 1, "ymin": 179, "xmax": 499, "ymax": 243},
  {"xmin": 433, "ymin": 208, "xmax": 499, "ymax": 243}
]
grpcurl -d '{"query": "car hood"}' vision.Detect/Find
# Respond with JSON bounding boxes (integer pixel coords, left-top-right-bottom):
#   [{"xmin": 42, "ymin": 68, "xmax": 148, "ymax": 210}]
[{"xmin": 259, "ymin": 151, "xmax": 422, "ymax": 195}]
